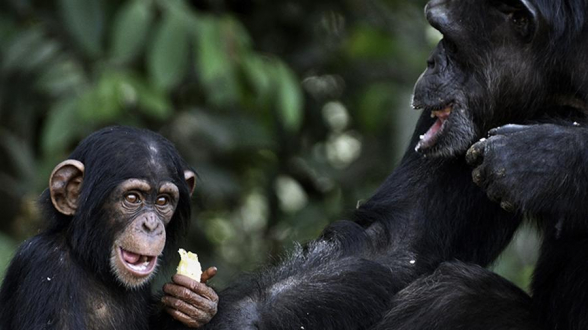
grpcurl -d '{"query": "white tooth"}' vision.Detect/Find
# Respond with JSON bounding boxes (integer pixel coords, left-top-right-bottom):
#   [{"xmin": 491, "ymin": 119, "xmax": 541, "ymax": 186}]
[{"xmin": 419, "ymin": 135, "xmax": 425, "ymax": 139}]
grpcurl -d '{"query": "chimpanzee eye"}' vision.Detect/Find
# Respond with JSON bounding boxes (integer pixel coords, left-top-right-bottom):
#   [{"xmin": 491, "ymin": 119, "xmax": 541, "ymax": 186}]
[
  {"xmin": 125, "ymin": 193, "xmax": 140, "ymax": 204},
  {"xmin": 156, "ymin": 196, "xmax": 169, "ymax": 206}
]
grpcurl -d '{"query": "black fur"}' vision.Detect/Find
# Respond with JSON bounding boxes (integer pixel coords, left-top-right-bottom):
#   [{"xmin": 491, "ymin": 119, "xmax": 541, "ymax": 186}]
[
  {"xmin": 0, "ymin": 126, "xmax": 193, "ymax": 330},
  {"xmin": 203, "ymin": 0, "xmax": 588, "ymax": 329}
]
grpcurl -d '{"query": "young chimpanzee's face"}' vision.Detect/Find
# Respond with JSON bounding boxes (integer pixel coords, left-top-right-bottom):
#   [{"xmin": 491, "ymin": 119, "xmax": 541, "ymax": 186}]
[
  {"xmin": 48, "ymin": 126, "xmax": 196, "ymax": 289},
  {"xmin": 109, "ymin": 178, "xmax": 180, "ymax": 287}
]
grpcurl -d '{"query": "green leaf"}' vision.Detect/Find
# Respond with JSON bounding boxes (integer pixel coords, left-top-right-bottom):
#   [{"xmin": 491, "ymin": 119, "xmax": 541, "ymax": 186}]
[
  {"xmin": 274, "ymin": 61, "xmax": 304, "ymax": 132},
  {"xmin": 147, "ymin": 12, "xmax": 190, "ymax": 90},
  {"xmin": 242, "ymin": 54, "xmax": 272, "ymax": 101},
  {"xmin": 2, "ymin": 29, "xmax": 58, "ymax": 73},
  {"xmin": 77, "ymin": 71, "xmax": 127, "ymax": 123},
  {"xmin": 133, "ymin": 80, "xmax": 173, "ymax": 120},
  {"xmin": 42, "ymin": 97, "xmax": 82, "ymax": 155},
  {"xmin": 59, "ymin": 0, "xmax": 104, "ymax": 57},
  {"xmin": 35, "ymin": 58, "xmax": 87, "ymax": 96},
  {"xmin": 110, "ymin": 0, "xmax": 154, "ymax": 64},
  {"xmin": 196, "ymin": 17, "xmax": 239, "ymax": 107}
]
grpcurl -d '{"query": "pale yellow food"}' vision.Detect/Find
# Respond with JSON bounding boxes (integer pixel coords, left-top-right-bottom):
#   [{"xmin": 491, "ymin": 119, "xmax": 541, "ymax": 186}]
[{"xmin": 177, "ymin": 249, "xmax": 202, "ymax": 282}]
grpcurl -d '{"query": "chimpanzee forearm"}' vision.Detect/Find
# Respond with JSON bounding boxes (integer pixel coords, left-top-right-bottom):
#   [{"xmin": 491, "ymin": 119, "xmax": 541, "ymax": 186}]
[{"xmin": 371, "ymin": 261, "xmax": 543, "ymax": 330}]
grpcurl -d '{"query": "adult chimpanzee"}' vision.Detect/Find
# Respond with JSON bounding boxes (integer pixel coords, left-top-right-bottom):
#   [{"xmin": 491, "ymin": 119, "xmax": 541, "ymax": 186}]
[
  {"xmin": 200, "ymin": 0, "xmax": 588, "ymax": 329},
  {"xmin": 0, "ymin": 126, "xmax": 219, "ymax": 330}
]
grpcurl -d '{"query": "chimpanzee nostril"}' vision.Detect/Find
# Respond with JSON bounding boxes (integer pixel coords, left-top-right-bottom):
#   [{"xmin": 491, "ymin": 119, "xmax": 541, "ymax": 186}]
[{"xmin": 142, "ymin": 213, "xmax": 159, "ymax": 232}]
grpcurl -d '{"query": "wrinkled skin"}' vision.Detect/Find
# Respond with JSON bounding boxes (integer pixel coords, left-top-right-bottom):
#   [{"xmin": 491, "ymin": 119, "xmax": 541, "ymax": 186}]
[{"xmin": 467, "ymin": 123, "xmax": 588, "ymax": 218}]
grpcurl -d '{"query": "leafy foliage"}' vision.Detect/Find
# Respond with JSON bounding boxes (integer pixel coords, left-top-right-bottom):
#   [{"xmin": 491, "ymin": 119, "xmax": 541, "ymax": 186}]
[{"xmin": 0, "ymin": 0, "xmax": 534, "ymax": 288}]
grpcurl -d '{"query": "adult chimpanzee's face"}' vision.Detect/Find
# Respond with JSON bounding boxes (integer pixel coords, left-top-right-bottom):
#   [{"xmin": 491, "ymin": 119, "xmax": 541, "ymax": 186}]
[
  {"xmin": 412, "ymin": 0, "xmax": 543, "ymax": 158},
  {"xmin": 109, "ymin": 178, "xmax": 180, "ymax": 288}
]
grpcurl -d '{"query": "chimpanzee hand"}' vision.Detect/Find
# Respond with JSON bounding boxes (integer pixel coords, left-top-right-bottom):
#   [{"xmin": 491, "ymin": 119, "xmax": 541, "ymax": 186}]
[
  {"xmin": 162, "ymin": 267, "xmax": 219, "ymax": 328},
  {"xmin": 466, "ymin": 123, "xmax": 588, "ymax": 215}
]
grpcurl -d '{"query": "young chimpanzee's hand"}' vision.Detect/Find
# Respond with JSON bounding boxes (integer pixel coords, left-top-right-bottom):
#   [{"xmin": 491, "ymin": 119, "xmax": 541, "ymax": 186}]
[{"xmin": 162, "ymin": 267, "xmax": 219, "ymax": 328}]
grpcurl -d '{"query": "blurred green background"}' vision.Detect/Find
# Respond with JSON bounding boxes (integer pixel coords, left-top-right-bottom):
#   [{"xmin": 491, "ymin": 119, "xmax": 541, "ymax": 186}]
[{"xmin": 0, "ymin": 0, "xmax": 538, "ymax": 290}]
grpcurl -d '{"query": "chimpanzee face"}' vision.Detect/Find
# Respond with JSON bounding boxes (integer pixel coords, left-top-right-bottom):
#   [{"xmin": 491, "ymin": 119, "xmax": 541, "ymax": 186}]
[
  {"xmin": 109, "ymin": 179, "xmax": 180, "ymax": 288},
  {"xmin": 48, "ymin": 133, "xmax": 196, "ymax": 289},
  {"xmin": 412, "ymin": 0, "xmax": 546, "ymax": 158}
]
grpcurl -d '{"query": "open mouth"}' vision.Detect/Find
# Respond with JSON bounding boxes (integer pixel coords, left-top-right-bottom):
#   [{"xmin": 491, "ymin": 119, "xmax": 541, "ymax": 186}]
[
  {"xmin": 117, "ymin": 247, "xmax": 158, "ymax": 277},
  {"xmin": 416, "ymin": 102, "xmax": 454, "ymax": 151}
]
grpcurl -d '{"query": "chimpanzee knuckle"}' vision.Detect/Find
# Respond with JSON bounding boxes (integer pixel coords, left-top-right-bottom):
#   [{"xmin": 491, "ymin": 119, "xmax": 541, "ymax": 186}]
[
  {"xmin": 466, "ymin": 142, "xmax": 485, "ymax": 165},
  {"xmin": 472, "ymin": 167, "xmax": 485, "ymax": 186},
  {"xmin": 500, "ymin": 200, "xmax": 516, "ymax": 213},
  {"xmin": 486, "ymin": 187, "xmax": 503, "ymax": 203},
  {"xmin": 180, "ymin": 287, "xmax": 195, "ymax": 300}
]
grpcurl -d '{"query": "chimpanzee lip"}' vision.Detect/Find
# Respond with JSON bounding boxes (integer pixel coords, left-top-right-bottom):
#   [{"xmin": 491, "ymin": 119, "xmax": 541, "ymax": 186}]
[
  {"xmin": 415, "ymin": 101, "xmax": 454, "ymax": 152},
  {"xmin": 117, "ymin": 247, "xmax": 158, "ymax": 277}
]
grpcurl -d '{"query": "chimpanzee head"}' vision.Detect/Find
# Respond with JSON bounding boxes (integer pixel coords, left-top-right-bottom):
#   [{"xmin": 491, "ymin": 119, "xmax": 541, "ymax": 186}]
[
  {"xmin": 412, "ymin": 0, "xmax": 588, "ymax": 158},
  {"xmin": 45, "ymin": 126, "xmax": 195, "ymax": 288}
]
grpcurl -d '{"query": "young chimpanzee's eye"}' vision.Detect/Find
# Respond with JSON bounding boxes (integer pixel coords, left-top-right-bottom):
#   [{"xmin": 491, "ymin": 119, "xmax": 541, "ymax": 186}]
[
  {"xmin": 125, "ymin": 193, "xmax": 140, "ymax": 204},
  {"xmin": 156, "ymin": 196, "xmax": 169, "ymax": 206}
]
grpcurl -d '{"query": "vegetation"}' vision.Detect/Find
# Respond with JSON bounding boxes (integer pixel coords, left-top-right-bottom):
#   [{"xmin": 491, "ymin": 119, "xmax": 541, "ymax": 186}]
[{"xmin": 0, "ymin": 0, "xmax": 536, "ymax": 289}]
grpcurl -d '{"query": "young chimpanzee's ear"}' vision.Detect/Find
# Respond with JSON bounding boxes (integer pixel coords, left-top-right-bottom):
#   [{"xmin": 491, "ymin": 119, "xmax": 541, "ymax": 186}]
[
  {"xmin": 49, "ymin": 160, "xmax": 85, "ymax": 216},
  {"xmin": 184, "ymin": 170, "xmax": 196, "ymax": 197}
]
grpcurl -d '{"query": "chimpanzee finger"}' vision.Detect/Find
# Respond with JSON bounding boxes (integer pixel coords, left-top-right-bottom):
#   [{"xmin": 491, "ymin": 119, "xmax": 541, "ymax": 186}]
[
  {"xmin": 488, "ymin": 124, "xmax": 531, "ymax": 137},
  {"xmin": 500, "ymin": 200, "xmax": 516, "ymax": 212},
  {"xmin": 163, "ymin": 283, "xmax": 218, "ymax": 314},
  {"xmin": 162, "ymin": 296, "xmax": 212, "ymax": 322},
  {"xmin": 164, "ymin": 307, "xmax": 202, "ymax": 329},
  {"xmin": 201, "ymin": 266, "xmax": 218, "ymax": 284},
  {"xmin": 466, "ymin": 139, "xmax": 487, "ymax": 166},
  {"xmin": 471, "ymin": 166, "xmax": 487, "ymax": 187},
  {"xmin": 172, "ymin": 274, "xmax": 219, "ymax": 302}
]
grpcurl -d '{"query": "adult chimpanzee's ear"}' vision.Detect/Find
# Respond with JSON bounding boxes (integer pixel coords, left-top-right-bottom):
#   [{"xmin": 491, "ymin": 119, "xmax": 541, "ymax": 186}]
[
  {"xmin": 49, "ymin": 160, "xmax": 85, "ymax": 216},
  {"xmin": 184, "ymin": 170, "xmax": 196, "ymax": 197}
]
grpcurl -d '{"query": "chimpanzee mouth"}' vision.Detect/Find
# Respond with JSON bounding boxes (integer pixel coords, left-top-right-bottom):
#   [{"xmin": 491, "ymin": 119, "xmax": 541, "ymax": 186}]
[
  {"xmin": 415, "ymin": 102, "xmax": 454, "ymax": 152},
  {"xmin": 117, "ymin": 247, "xmax": 158, "ymax": 277}
]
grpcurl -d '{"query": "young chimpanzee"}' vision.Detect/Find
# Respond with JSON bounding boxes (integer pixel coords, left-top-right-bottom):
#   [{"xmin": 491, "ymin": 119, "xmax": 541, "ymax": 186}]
[{"xmin": 0, "ymin": 126, "xmax": 218, "ymax": 330}]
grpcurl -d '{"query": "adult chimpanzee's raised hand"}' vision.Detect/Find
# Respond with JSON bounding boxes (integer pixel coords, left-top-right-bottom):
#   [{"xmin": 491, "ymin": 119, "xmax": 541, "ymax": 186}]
[{"xmin": 466, "ymin": 123, "xmax": 588, "ymax": 216}]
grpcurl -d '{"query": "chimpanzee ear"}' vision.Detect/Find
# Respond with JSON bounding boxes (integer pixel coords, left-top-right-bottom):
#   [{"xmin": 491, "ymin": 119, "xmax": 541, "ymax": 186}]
[
  {"xmin": 184, "ymin": 170, "xmax": 196, "ymax": 197},
  {"xmin": 50, "ymin": 160, "xmax": 85, "ymax": 216}
]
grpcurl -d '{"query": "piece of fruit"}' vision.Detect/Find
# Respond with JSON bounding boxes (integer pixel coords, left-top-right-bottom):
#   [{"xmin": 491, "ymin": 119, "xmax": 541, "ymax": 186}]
[{"xmin": 176, "ymin": 248, "xmax": 202, "ymax": 282}]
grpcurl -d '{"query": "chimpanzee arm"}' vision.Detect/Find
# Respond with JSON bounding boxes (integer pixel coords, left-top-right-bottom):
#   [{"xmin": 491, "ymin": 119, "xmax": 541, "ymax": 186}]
[
  {"xmin": 371, "ymin": 261, "xmax": 543, "ymax": 330},
  {"xmin": 202, "ymin": 238, "xmax": 401, "ymax": 330},
  {"xmin": 199, "ymin": 114, "xmax": 524, "ymax": 329},
  {"xmin": 0, "ymin": 237, "xmax": 86, "ymax": 330}
]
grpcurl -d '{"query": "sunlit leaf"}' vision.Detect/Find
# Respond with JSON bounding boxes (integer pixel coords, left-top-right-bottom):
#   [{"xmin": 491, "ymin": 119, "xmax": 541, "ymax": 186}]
[
  {"xmin": 274, "ymin": 61, "xmax": 304, "ymax": 132},
  {"xmin": 110, "ymin": 0, "xmax": 154, "ymax": 64},
  {"xmin": 242, "ymin": 54, "xmax": 272, "ymax": 101},
  {"xmin": 59, "ymin": 0, "xmax": 104, "ymax": 57},
  {"xmin": 147, "ymin": 12, "xmax": 190, "ymax": 90}
]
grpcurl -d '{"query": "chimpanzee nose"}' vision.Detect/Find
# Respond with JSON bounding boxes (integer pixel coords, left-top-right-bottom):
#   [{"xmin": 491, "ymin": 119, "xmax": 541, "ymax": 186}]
[
  {"xmin": 425, "ymin": 0, "xmax": 451, "ymax": 32},
  {"xmin": 142, "ymin": 213, "xmax": 160, "ymax": 233}
]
